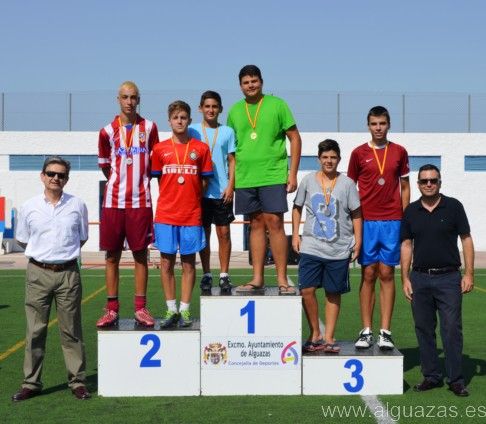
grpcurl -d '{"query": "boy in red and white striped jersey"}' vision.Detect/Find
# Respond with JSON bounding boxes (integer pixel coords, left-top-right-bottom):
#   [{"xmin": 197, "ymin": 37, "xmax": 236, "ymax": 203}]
[{"xmin": 96, "ymin": 81, "xmax": 159, "ymax": 328}]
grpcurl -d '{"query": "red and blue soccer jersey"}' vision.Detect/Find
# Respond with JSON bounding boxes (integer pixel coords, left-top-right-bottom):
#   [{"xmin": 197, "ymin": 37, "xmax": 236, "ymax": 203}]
[
  {"xmin": 151, "ymin": 138, "xmax": 213, "ymax": 226},
  {"xmin": 347, "ymin": 141, "xmax": 409, "ymax": 221},
  {"xmin": 98, "ymin": 115, "xmax": 159, "ymax": 209}
]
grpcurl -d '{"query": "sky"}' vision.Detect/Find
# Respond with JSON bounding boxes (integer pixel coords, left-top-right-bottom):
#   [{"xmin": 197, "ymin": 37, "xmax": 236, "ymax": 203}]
[{"xmin": 1, "ymin": 0, "xmax": 486, "ymax": 94}]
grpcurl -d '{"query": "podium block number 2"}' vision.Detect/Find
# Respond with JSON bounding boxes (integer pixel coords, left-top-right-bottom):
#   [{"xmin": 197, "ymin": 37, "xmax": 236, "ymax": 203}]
[
  {"xmin": 140, "ymin": 334, "xmax": 162, "ymax": 368},
  {"xmin": 240, "ymin": 300, "xmax": 255, "ymax": 334},
  {"xmin": 343, "ymin": 359, "xmax": 364, "ymax": 393}
]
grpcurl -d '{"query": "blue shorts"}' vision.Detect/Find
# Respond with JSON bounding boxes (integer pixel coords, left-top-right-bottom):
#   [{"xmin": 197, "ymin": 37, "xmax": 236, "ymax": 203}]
[
  {"xmin": 360, "ymin": 220, "xmax": 401, "ymax": 266},
  {"xmin": 154, "ymin": 224, "xmax": 206, "ymax": 255},
  {"xmin": 298, "ymin": 253, "xmax": 351, "ymax": 295},
  {"xmin": 235, "ymin": 184, "xmax": 288, "ymax": 215}
]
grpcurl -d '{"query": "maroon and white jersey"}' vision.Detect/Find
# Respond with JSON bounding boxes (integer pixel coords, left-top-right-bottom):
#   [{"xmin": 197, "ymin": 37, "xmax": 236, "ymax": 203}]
[{"xmin": 98, "ymin": 115, "xmax": 159, "ymax": 209}]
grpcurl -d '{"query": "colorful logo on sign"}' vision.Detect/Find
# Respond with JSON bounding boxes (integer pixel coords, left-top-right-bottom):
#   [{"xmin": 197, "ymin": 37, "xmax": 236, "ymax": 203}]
[
  {"xmin": 281, "ymin": 341, "xmax": 299, "ymax": 365},
  {"xmin": 203, "ymin": 343, "xmax": 228, "ymax": 365}
]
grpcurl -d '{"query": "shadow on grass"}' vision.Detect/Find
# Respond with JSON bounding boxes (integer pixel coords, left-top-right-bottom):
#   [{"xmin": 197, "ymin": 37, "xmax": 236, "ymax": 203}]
[
  {"xmin": 0, "ymin": 304, "xmax": 10, "ymax": 309},
  {"xmin": 400, "ymin": 346, "xmax": 486, "ymax": 388}
]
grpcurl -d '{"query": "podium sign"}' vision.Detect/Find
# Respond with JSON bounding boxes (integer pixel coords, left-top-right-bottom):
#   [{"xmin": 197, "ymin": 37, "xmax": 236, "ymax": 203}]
[
  {"xmin": 98, "ymin": 320, "xmax": 200, "ymax": 396},
  {"xmin": 201, "ymin": 289, "xmax": 302, "ymax": 395},
  {"xmin": 303, "ymin": 342, "xmax": 403, "ymax": 395}
]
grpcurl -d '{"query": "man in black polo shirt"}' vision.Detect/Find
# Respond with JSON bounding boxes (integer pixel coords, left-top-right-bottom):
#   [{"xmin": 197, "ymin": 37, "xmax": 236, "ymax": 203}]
[{"xmin": 400, "ymin": 164, "xmax": 474, "ymax": 397}]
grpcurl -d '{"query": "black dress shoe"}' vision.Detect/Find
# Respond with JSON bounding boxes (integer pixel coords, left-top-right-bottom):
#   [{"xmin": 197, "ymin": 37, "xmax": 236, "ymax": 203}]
[
  {"xmin": 449, "ymin": 382, "xmax": 469, "ymax": 397},
  {"xmin": 12, "ymin": 387, "xmax": 41, "ymax": 402},
  {"xmin": 72, "ymin": 386, "xmax": 91, "ymax": 400},
  {"xmin": 413, "ymin": 379, "xmax": 443, "ymax": 392}
]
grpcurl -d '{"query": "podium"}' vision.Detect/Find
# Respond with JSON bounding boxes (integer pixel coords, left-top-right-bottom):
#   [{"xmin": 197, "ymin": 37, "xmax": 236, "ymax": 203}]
[
  {"xmin": 303, "ymin": 342, "xmax": 403, "ymax": 395},
  {"xmin": 97, "ymin": 288, "xmax": 404, "ymax": 396},
  {"xmin": 98, "ymin": 320, "xmax": 200, "ymax": 396},
  {"xmin": 200, "ymin": 287, "xmax": 302, "ymax": 395}
]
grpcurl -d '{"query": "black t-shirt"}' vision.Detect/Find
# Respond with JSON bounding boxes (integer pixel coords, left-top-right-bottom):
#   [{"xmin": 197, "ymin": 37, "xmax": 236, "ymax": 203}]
[{"xmin": 401, "ymin": 195, "xmax": 470, "ymax": 268}]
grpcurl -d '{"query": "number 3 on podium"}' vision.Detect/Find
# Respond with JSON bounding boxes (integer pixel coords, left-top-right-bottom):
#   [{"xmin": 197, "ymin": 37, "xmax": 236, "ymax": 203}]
[{"xmin": 343, "ymin": 359, "xmax": 364, "ymax": 392}]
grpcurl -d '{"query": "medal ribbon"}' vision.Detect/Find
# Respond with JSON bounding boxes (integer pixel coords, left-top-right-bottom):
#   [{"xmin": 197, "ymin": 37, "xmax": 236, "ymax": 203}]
[
  {"xmin": 244, "ymin": 97, "xmax": 264, "ymax": 130},
  {"xmin": 171, "ymin": 137, "xmax": 191, "ymax": 170},
  {"xmin": 319, "ymin": 172, "xmax": 337, "ymax": 207},
  {"xmin": 201, "ymin": 123, "xmax": 219, "ymax": 155},
  {"xmin": 371, "ymin": 142, "xmax": 389, "ymax": 177},
  {"xmin": 118, "ymin": 116, "xmax": 137, "ymax": 154}
]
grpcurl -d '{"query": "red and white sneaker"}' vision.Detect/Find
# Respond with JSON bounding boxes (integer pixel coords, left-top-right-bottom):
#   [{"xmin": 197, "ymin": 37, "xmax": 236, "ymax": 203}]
[
  {"xmin": 96, "ymin": 309, "xmax": 119, "ymax": 328},
  {"xmin": 134, "ymin": 307, "xmax": 155, "ymax": 327}
]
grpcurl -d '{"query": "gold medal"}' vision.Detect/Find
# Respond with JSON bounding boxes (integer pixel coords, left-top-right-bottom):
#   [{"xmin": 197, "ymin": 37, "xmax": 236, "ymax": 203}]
[
  {"xmin": 177, "ymin": 176, "xmax": 185, "ymax": 184},
  {"xmin": 126, "ymin": 157, "xmax": 133, "ymax": 165},
  {"xmin": 378, "ymin": 177, "xmax": 385, "ymax": 186},
  {"xmin": 319, "ymin": 171, "xmax": 337, "ymax": 215},
  {"xmin": 118, "ymin": 116, "xmax": 136, "ymax": 158},
  {"xmin": 245, "ymin": 97, "xmax": 263, "ymax": 141},
  {"xmin": 171, "ymin": 137, "xmax": 190, "ymax": 184}
]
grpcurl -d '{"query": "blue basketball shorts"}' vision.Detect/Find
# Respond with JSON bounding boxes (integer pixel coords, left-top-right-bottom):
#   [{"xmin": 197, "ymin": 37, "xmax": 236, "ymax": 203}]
[
  {"xmin": 154, "ymin": 223, "xmax": 206, "ymax": 255},
  {"xmin": 359, "ymin": 220, "xmax": 401, "ymax": 266}
]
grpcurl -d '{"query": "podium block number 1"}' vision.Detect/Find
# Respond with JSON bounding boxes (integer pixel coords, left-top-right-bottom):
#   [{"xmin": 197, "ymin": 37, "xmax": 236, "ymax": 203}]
[
  {"xmin": 240, "ymin": 300, "xmax": 255, "ymax": 334},
  {"xmin": 140, "ymin": 334, "xmax": 162, "ymax": 368}
]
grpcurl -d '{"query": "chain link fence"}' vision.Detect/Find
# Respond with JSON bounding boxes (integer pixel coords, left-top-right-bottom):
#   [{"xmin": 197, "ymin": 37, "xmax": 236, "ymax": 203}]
[{"xmin": 1, "ymin": 90, "xmax": 485, "ymax": 132}]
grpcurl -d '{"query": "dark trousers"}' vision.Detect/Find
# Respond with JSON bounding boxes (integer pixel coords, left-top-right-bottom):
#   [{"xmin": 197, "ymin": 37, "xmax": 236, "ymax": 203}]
[{"xmin": 410, "ymin": 270, "xmax": 463, "ymax": 385}]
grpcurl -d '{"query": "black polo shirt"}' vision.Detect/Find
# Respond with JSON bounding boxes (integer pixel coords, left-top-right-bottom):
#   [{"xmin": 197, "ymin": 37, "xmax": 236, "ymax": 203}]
[{"xmin": 401, "ymin": 195, "xmax": 470, "ymax": 268}]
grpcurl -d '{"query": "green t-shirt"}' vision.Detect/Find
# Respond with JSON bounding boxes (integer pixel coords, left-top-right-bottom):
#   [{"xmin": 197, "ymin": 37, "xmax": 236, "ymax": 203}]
[{"xmin": 227, "ymin": 94, "xmax": 296, "ymax": 188}]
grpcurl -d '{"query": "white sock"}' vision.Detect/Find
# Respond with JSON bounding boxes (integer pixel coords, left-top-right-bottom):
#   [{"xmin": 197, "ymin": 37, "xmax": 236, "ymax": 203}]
[
  {"xmin": 179, "ymin": 301, "xmax": 190, "ymax": 312},
  {"xmin": 363, "ymin": 327, "xmax": 372, "ymax": 334},
  {"xmin": 220, "ymin": 272, "xmax": 229, "ymax": 278},
  {"xmin": 380, "ymin": 328, "xmax": 391, "ymax": 335},
  {"xmin": 166, "ymin": 299, "xmax": 177, "ymax": 313}
]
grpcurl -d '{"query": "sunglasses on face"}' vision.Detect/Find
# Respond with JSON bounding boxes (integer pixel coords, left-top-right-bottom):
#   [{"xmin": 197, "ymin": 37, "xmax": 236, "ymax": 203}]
[
  {"xmin": 44, "ymin": 171, "xmax": 67, "ymax": 180},
  {"xmin": 418, "ymin": 178, "xmax": 440, "ymax": 185}
]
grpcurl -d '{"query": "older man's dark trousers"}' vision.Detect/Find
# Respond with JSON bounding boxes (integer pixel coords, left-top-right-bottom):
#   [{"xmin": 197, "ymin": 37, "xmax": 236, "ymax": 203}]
[{"xmin": 410, "ymin": 270, "xmax": 464, "ymax": 385}]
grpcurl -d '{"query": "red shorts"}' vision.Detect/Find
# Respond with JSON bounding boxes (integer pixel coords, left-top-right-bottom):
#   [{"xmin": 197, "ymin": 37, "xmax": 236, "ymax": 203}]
[{"xmin": 100, "ymin": 207, "xmax": 153, "ymax": 252}]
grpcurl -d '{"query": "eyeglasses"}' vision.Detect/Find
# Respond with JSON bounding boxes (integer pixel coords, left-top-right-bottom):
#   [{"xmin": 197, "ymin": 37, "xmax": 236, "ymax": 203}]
[
  {"xmin": 45, "ymin": 171, "xmax": 67, "ymax": 180},
  {"xmin": 418, "ymin": 178, "xmax": 440, "ymax": 185}
]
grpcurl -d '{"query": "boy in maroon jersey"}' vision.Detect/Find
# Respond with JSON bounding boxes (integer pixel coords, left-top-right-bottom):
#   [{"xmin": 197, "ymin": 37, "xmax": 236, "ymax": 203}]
[{"xmin": 347, "ymin": 106, "xmax": 410, "ymax": 350}]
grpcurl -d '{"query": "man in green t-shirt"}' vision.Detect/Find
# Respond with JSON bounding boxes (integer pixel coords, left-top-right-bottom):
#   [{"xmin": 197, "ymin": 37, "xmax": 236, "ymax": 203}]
[{"xmin": 227, "ymin": 65, "xmax": 302, "ymax": 295}]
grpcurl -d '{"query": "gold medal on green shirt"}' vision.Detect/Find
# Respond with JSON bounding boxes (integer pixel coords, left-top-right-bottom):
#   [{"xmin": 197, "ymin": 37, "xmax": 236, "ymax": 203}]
[{"xmin": 245, "ymin": 98, "xmax": 263, "ymax": 141}]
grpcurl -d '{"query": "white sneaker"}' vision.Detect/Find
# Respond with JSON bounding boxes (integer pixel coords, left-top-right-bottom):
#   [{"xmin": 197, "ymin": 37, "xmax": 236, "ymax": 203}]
[
  {"xmin": 355, "ymin": 329, "xmax": 374, "ymax": 349},
  {"xmin": 378, "ymin": 330, "xmax": 395, "ymax": 350}
]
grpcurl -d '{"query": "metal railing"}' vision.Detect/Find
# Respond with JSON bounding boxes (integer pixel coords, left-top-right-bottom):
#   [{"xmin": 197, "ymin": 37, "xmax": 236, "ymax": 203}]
[{"xmin": 1, "ymin": 90, "xmax": 486, "ymax": 133}]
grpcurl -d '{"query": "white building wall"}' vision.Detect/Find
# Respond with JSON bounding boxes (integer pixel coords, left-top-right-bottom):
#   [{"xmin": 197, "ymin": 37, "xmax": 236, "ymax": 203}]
[{"xmin": 0, "ymin": 131, "xmax": 485, "ymax": 251}]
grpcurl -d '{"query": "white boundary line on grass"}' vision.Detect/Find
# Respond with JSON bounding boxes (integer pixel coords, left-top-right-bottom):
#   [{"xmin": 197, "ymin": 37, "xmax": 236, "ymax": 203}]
[{"xmin": 288, "ymin": 276, "xmax": 393, "ymax": 424}]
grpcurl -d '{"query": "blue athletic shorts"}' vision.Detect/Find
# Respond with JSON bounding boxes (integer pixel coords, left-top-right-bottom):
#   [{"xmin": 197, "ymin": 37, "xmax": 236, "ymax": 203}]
[
  {"xmin": 154, "ymin": 223, "xmax": 206, "ymax": 255},
  {"xmin": 360, "ymin": 220, "xmax": 401, "ymax": 266},
  {"xmin": 298, "ymin": 253, "xmax": 351, "ymax": 294}
]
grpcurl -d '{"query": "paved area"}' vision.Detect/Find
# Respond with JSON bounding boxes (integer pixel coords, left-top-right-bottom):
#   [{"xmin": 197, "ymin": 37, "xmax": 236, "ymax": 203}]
[{"xmin": 1, "ymin": 250, "xmax": 486, "ymax": 270}]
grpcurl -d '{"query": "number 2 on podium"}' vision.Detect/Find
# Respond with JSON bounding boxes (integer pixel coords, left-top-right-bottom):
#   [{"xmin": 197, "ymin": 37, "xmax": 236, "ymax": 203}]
[
  {"xmin": 140, "ymin": 334, "xmax": 162, "ymax": 368},
  {"xmin": 240, "ymin": 300, "xmax": 255, "ymax": 334}
]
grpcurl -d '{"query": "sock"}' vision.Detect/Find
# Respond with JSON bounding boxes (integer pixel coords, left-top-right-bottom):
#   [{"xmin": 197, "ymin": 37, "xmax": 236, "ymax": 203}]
[
  {"xmin": 107, "ymin": 297, "xmax": 119, "ymax": 313},
  {"xmin": 363, "ymin": 327, "xmax": 371, "ymax": 334},
  {"xmin": 166, "ymin": 299, "xmax": 177, "ymax": 313},
  {"xmin": 380, "ymin": 328, "xmax": 391, "ymax": 335},
  {"xmin": 179, "ymin": 301, "xmax": 190, "ymax": 312},
  {"xmin": 134, "ymin": 295, "xmax": 146, "ymax": 311},
  {"xmin": 220, "ymin": 272, "xmax": 229, "ymax": 278}
]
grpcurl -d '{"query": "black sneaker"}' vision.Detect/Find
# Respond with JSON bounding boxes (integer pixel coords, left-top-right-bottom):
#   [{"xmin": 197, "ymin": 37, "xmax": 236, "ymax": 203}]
[
  {"xmin": 219, "ymin": 275, "xmax": 233, "ymax": 294},
  {"xmin": 160, "ymin": 311, "xmax": 180, "ymax": 329},
  {"xmin": 200, "ymin": 275, "xmax": 213, "ymax": 293}
]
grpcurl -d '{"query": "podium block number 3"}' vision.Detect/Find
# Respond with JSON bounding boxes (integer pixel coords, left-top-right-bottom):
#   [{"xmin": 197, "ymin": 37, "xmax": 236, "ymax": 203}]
[
  {"xmin": 240, "ymin": 300, "xmax": 255, "ymax": 334},
  {"xmin": 140, "ymin": 334, "xmax": 162, "ymax": 368},
  {"xmin": 343, "ymin": 359, "xmax": 364, "ymax": 393}
]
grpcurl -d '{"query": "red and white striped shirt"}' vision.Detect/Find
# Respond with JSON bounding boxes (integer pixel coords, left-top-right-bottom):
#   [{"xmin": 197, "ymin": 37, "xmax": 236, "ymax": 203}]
[{"xmin": 98, "ymin": 115, "xmax": 159, "ymax": 209}]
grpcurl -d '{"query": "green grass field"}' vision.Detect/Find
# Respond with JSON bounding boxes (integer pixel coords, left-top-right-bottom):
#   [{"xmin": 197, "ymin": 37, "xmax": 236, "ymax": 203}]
[{"xmin": 1, "ymin": 267, "xmax": 485, "ymax": 423}]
